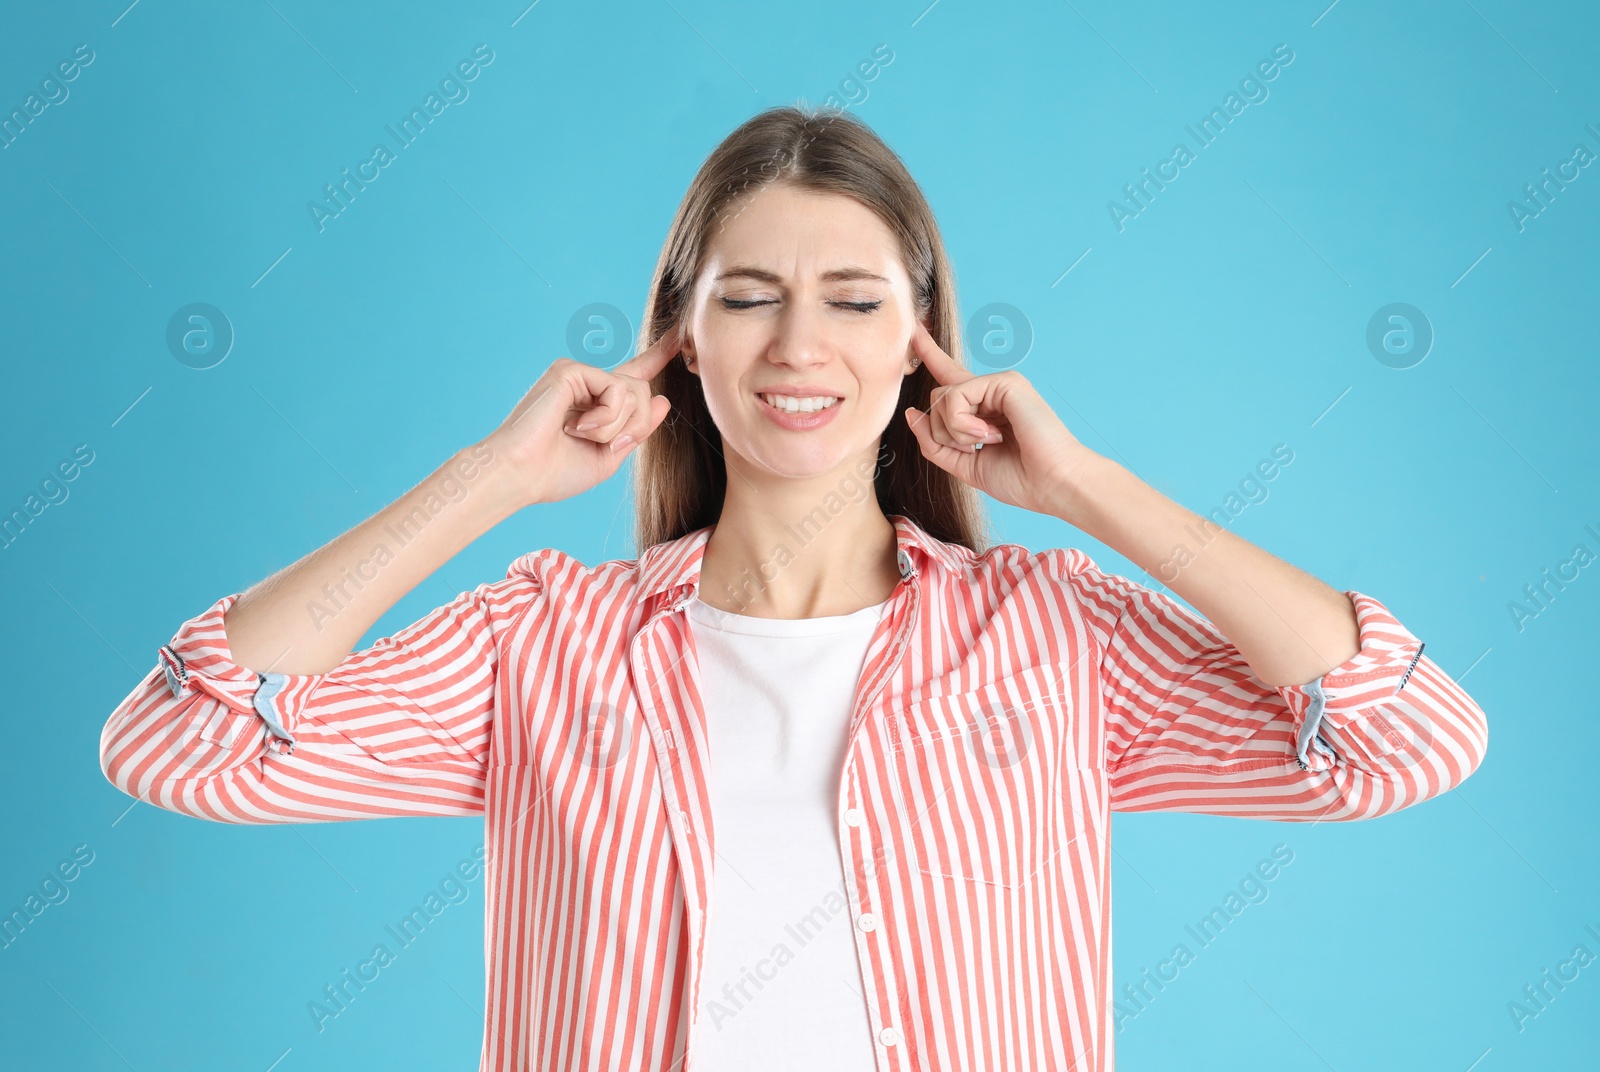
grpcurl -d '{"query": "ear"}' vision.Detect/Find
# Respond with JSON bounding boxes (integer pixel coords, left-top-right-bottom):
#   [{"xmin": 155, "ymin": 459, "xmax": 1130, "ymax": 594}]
[
  {"xmin": 679, "ymin": 325, "xmax": 698, "ymax": 375},
  {"xmin": 904, "ymin": 318, "xmax": 929, "ymax": 375}
]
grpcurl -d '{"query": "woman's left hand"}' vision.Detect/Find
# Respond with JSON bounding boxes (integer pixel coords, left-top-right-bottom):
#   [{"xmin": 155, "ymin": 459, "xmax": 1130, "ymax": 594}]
[{"xmin": 902, "ymin": 321, "xmax": 1101, "ymax": 518}]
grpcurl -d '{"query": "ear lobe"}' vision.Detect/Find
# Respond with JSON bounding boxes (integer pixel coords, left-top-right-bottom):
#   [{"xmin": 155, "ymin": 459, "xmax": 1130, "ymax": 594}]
[{"xmin": 905, "ymin": 326, "xmax": 925, "ymax": 374}]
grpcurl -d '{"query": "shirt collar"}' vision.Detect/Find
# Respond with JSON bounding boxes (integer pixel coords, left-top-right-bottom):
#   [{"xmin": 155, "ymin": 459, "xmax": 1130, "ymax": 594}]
[{"xmin": 635, "ymin": 512, "xmax": 966, "ymax": 607}]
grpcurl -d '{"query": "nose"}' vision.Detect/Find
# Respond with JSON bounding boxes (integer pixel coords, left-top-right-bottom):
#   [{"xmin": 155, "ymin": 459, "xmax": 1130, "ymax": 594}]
[{"xmin": 765, "ymin": 301, "xmax": 832, "ymax": 371}]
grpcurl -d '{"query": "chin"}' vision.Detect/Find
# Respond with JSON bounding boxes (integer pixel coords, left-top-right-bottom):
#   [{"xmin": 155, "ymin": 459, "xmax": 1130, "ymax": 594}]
[{"xmin": 741, "ymin": 436, "xmax": 854, "ymax": 480}]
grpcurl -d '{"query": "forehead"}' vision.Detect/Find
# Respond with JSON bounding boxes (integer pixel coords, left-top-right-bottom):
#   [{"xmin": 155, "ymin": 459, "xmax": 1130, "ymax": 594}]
[{"xmin": 703, "ymin": 182, "xmax": 906, "ymax": 283}]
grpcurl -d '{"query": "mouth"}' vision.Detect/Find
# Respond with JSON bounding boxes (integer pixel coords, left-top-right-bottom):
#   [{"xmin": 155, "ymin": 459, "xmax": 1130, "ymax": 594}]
[
  {"xmin": 755, "ymin": 391, "xmax": 844, "ymax": 430},
  {"xmin": 756, "ymin": 392, "xmax": 843, "ymax": 414}
]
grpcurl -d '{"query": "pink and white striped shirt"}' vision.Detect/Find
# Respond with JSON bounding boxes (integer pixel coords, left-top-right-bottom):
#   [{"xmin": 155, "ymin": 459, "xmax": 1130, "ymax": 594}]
[{"xmin": 99, "ymin": 512, "xmax": 1489, "ymax": 1071}]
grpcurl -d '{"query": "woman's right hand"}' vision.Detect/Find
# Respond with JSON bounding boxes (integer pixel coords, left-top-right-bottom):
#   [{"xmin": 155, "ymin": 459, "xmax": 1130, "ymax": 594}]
[{"xmin": 479, "ymin": 324, "xmax": 682, "ymax": 510}]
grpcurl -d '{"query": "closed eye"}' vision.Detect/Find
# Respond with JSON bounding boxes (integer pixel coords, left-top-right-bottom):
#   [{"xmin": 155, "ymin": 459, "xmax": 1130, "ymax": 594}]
[{"xmin": 718, "ymin": 298, "xmax": 882, "ymax": 313}]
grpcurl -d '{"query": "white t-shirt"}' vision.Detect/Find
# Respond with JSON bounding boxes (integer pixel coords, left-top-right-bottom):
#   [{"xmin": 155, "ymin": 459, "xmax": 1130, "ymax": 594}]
[{"xmin": 687, "ymin": 592, "xmax": 890, "ymax": 1072}]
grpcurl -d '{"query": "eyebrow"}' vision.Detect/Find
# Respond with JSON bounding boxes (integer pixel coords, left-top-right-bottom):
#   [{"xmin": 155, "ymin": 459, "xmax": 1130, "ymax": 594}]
[{"xmin": 714, "ymin": 265, "xmax": 891, "ymax": 285}]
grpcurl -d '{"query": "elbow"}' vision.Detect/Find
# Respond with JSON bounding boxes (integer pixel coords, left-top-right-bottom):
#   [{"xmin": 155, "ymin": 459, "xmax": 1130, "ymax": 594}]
[
  {"xmin": 97, "ymin": 676, "xmax": 249, "ymax": 824},
  {"xmin": 1386, "ymin": 695, "xmax": 1491, "ymax": 817},
  {"xmin": 1413, "ymin": 666, "xmax": 1490, "ymax": 796},
  {"xmin": 1313, "ymin": 696, "xmax": 1489, "ymax": 822},
  {"xmin": 99, "ymin": 689, "xmax": 151, "ymax": 806},
  {"xmin": 1418, "ymin": 653, "xmax": 1491, "ymax": 793},
  {"xmin": 1450, "ymin": 692, "xmax": 1490, "ymax": 788},
  {"xmin": 99, "ymin": 734, "xmax": 129, "ymax": 802}
]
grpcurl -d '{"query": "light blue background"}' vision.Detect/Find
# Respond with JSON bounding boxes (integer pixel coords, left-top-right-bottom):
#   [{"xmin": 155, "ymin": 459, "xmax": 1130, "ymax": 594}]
[{"xmin": 2, "ymin": 1, "xmax": 1595, "ymax": 1069}]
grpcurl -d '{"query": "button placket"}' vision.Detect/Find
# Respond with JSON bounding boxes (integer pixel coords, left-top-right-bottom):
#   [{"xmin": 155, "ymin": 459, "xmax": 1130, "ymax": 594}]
[
  {"xmin": 853, "ymin": 805, "xmax": 901, "ymax": 1055},
  {"xmin": 841, "ymin": 777, "xmax": 897, "ymax": 1060},
  {"xmin": 841, "ymin": 548, "xmax": 917, "ymax": 1067}
]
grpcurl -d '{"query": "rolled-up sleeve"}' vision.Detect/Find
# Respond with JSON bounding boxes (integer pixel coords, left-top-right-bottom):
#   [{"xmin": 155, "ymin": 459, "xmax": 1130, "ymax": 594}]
[
  {"xmin": 100, "ymin": 557, "xmax": 550, "ymax": 824},
  {"xmin": 1058, "ymin": 552, "xmax": 1489, "ymax": 821}
]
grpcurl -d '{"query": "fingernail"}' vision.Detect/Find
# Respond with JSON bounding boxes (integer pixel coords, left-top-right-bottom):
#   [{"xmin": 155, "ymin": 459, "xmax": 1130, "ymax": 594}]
[
  {"xmin": 574, "ymin": 420, "xmax": 597, "ymax": 432},
  {"xmin": 610, "ymin": 434, "xmax": 636, "ymax": 453}
]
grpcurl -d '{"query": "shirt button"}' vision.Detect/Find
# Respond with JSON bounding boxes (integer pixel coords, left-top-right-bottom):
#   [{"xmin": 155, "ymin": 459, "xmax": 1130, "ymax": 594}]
[
  {"xmin": 844, "ymin": 808, "xmax": 864, "ymax": 827},
  {"xmin": 880, "ymin": 1026, "xmax": 901, "ymax": 1046},
  {"xmin": 857, "ymin": 912, "xmax": 877, "ymax": 932}
]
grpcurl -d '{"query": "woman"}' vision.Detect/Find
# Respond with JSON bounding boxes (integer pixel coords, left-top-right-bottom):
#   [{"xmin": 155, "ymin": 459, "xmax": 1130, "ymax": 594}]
[{"xmin": 100, "ymin": 106, "xmax": 1488, "ymax": 1072}]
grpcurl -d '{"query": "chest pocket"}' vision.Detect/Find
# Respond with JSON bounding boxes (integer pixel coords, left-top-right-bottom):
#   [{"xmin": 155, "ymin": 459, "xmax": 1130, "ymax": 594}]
[{"xmin": 885, "ymin": 662, "xmax": 1093, "ymax": 890}]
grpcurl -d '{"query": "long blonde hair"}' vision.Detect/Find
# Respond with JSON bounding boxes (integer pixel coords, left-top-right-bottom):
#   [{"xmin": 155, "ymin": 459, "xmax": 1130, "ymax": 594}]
[{"xmin": 631, "ymin": 104, "xmax": 991, "ymax": 555}]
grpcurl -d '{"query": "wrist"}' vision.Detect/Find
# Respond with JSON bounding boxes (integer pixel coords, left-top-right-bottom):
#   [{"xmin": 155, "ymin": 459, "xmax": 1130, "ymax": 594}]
[
  {"xmin": 1044, "ymin": 447, "xmax": 1117, "ymax": 528},
  {"xmin": 452, "ymin": 440, "xmax": 533, "ymax": 523}
]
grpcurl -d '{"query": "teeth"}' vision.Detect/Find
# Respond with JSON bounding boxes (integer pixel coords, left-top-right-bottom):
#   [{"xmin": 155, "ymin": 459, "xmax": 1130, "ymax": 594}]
[{"xmin": 762, "ymin": 393, "xmax": 840, "ymax": 414}]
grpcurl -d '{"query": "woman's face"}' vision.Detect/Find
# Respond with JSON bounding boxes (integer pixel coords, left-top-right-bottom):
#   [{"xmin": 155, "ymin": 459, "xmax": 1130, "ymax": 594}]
[{"xmin": 682, "ymin": 182, "xmax": 921, "ymax": 481}]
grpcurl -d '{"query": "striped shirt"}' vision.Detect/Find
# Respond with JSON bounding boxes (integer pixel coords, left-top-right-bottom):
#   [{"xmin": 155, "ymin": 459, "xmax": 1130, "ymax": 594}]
[{"xmin": 99, "ymin": 512, "xmax": 1489, "ymax": 1071}]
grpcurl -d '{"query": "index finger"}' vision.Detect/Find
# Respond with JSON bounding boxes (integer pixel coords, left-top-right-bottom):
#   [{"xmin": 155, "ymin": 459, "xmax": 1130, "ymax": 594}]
[
  {"xmin": 909, "ymin": 320, "xmax": 972, "ymax": 385},
  {"xmin": 613, "ymin": 322, "xmax": 683, "ymax": 381}
]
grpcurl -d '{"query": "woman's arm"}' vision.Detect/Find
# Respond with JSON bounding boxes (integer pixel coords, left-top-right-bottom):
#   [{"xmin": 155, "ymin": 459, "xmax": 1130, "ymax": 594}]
[
  {"xmin": 1043, "ymin": 451, "xmax": 1486, "ymax": 820},
  {"xmin": 99, "ymin": 336, "xmax": 683, "ymax": 823},
  {"xmin": 1046, "ymin": 451, "xmax": 1359, "ymax": 689},
  {"xmin": 898, "ymin": 326, "xmax": 1485, "ymax": 817},
  {"xmin": 224, "ymin": 443, "xmax": 526, "ymax": 676},
  {"xmin": 97, "ymin": 442, "xmax": 546, "ymax": 824},
  {"xmin": 904, "ymin": 318, "xmax": 1355, "ymax": 687},
  {"xmin": 224, "ymin": 325, "xmax": 684, "ymax": 676}
]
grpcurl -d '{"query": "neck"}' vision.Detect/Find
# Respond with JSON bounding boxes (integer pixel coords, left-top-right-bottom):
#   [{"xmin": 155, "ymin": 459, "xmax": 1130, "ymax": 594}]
[{"xmin": 697, "ymin": 449, "xmax": 900, "ymax": 619}]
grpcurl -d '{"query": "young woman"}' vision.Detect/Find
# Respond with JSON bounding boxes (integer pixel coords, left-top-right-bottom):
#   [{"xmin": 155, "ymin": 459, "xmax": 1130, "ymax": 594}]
[{"xmin": 100, "ymin": 106, "xmax": 1488, "ymax": 1072}]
